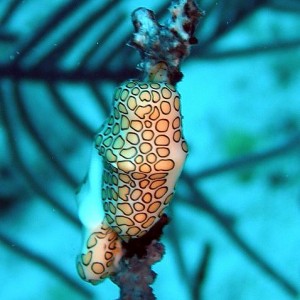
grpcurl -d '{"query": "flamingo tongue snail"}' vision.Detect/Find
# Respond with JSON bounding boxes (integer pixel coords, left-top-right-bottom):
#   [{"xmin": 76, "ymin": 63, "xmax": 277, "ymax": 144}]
[{"xmin": 76, "ymin": 62, "xmax": 188, "ymax": 284}]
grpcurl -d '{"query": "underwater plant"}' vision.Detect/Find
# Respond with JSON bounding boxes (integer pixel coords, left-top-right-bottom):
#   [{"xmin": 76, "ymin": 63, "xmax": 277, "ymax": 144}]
[{"xmin": 76, "ymin": 1, "xmax": 202, "ymax": 298}]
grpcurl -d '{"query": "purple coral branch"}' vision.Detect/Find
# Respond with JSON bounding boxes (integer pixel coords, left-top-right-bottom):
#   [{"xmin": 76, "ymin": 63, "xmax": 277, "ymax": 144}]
[
  {"xmin": 111, "ymin": 241, "xmax": 165, "ymax": 300},
  {"xmin": 110, "ymin": 215, "xmax": 169, "ymax": 300},
  {"xmin": 129, "ymin": 0, "xmax": 204, "ymax": 85}
]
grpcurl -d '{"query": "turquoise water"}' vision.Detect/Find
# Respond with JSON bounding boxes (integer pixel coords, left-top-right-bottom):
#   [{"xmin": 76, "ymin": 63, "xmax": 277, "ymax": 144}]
[{"xmin": 0, "ymin": 1, "xmax": 300, "ymax": 299}]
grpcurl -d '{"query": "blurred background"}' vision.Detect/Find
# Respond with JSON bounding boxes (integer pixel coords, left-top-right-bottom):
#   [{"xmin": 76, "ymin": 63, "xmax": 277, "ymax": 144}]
[{"xmin": 0, "ymin": 0, "xmax": 300, "ymax": 299}]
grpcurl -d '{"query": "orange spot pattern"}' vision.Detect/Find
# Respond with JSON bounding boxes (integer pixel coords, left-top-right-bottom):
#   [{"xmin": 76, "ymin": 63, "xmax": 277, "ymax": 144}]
[
  {"xmin": 76, "ymin": 223, "xmax": 121, "ymax": 284},
  {"xmin": 95, "ymin": 80, "xmax": 188, "ymax": 241}
]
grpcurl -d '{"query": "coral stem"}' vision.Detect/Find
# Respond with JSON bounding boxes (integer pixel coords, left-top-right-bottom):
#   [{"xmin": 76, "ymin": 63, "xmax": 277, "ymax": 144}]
[
  {"xmin": 111, "ymin": 215, "xmax": 169, "ymax": 300},
  {"xmin": 129, "ymin": 0, "xmax": 204, "ymax": 84}
]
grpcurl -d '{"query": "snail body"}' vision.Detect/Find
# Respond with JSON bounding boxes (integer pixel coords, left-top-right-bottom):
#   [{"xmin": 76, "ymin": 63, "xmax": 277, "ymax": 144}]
[{"xmin": 77, "ymin": 75, "xmax": 188, "ymax": 284}]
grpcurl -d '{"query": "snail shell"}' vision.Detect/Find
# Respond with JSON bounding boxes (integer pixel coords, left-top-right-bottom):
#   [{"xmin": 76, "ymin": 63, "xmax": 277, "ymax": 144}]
[
  {"xmin": 77, "ymin": 77, "xmax": 188, "ymax": 284},
  {"xmin": 95, "ymin": 79, "xmax": 188, "ymax": 241}
]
